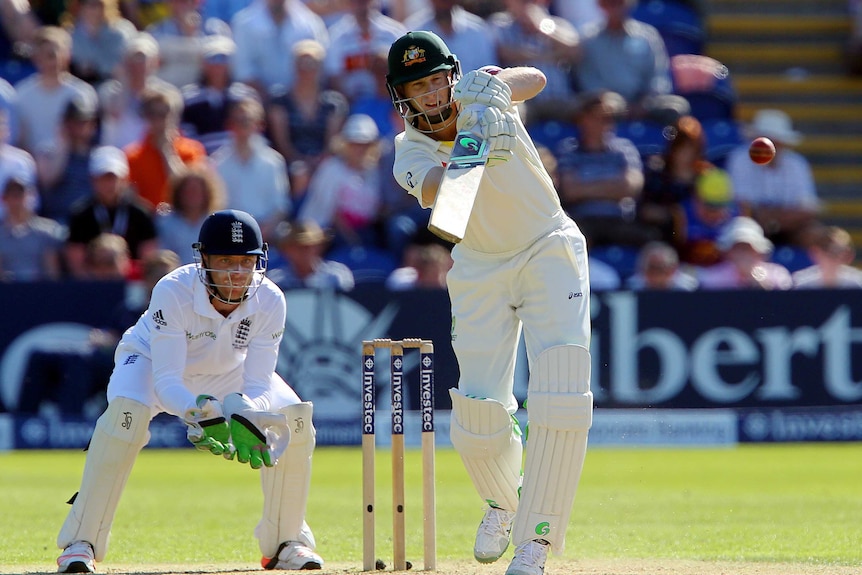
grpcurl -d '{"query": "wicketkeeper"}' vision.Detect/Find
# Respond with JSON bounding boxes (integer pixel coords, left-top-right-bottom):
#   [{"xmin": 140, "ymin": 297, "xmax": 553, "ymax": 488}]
[
  {"xmin": 56, "ymin": 210, "xmax": 323, "ymax": 573},
  {"xmin": 386, "ymin": 31, "xmax": 593, "ymax": 575}
]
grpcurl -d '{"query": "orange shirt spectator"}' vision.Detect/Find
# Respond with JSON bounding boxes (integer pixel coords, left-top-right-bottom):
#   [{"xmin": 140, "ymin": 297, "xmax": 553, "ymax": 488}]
[{"xmin": 124, "ymin": 86, "xmax": 206, "ymax": 209}]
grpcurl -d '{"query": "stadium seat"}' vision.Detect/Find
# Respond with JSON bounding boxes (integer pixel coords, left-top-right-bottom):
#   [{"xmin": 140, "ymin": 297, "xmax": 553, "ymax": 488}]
[
  {"xmin": 671, "ymin": 54, "xmax": 738, "ymax": 122},
  {"xmin": 632, "ymin": 0, "xmax": 705, "ymax": 57},
  {"xmin": 703, "ymin": 118, "xmax": 744, "ymax": 168},
  {"xmin": 589, "ymin": 245, "xmax": 640, "ymax": 280},
  {"xmin": 327, "ymin": 245, "xmax": 398, "ymax": 284},
  {"xmin": 615, "ymin": 120, "xmax": 672, "ymax": 159},
  {"xmin": 771, "ymin": 245, "xmax": 813, "ymax": 273},
  {"xmin": 528, "ymin": 120, "xmax": 579, "ymax": 151}
]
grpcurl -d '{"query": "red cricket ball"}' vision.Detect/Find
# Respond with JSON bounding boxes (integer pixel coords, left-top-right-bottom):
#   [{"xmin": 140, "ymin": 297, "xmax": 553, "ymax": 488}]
[{"xmin": 749, "ymin": 137, "xmax": 776, "ymax": 165}]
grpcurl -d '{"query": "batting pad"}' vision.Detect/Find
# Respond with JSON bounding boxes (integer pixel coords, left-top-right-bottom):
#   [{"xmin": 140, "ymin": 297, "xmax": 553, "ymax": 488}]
[
  {"xmin": 449, "ymin": 388, "xmax": 522, "ymax": 512},
  {"xmin": 58, "ymin": 397, "xmax": 150, "ymax": 561},
  {"xmin": 257, "ymin": 402, "xmax": 317, "ymax": 558},
  {"xmin": 512, "ymin": 345, "xmax": 592, "ymax": 553}
]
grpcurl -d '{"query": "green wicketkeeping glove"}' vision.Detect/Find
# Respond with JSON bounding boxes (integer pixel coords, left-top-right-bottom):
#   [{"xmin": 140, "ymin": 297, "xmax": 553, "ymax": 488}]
[
  {"xmin": 184, "ymin": 394, "xmax": 234, "ymax": 458},
  {"xmin": 224, "ymin": 392, "xmax": 288, "ymax": 469}
]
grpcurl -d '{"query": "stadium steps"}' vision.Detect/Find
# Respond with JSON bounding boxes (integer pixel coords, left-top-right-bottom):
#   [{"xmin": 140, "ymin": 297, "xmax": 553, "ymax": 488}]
[{"xmin": 705, "ymin": 0, "xmax": 862, "ymax": 248}]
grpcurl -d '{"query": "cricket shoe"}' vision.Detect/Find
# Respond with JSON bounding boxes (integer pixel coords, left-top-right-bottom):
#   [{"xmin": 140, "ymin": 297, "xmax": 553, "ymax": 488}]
[
  {"xmin": 262, "ymin": 541, "xmax": 324, "ymax": 570},
  {"xmin": 57, "ymin": 541, "xmax": 95, "ymax": 573},
  {"xmin": 505, "ymin": 539, "xmax": 549, "ymax": 575},
  {"xmin": 473, "ymin": 506, "xmax": 516, "ymax": 563}
]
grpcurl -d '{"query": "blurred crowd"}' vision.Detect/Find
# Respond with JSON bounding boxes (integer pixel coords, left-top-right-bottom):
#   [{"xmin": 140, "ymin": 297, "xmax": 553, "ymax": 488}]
[{"xmin": 0, "ymin": 0, "xmax": 860, "ymax": 295}]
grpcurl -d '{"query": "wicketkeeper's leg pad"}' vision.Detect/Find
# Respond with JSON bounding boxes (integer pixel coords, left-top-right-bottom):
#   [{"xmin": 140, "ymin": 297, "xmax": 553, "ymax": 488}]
[
  {"xmin": 449, "ymin": 388, "xmax": 522, "ymax": 512},
  {"xmin": 257, "ymin": 402, "xmax": 316, "ymax": 558},
  {"xmin": 57, "ymin": 397, "xmax": 151, "ymax": 561},
  {"xmin": 512, "ymin": 345, "xmax": 592, "ymax": 554}
]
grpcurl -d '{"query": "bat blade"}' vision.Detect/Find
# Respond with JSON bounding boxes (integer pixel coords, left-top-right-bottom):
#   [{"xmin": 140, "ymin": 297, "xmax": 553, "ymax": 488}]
[{"xmin": 428, "ymin": 131, "xmax": 490, "ymax": 243}]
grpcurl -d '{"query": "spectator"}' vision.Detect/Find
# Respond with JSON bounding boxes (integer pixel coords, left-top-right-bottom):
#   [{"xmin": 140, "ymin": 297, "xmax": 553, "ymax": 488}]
[
  {"xmin": 146, "ymin": 0, "xmax": 232, "ymax": 89},
  {"xmin": 98, "ymin": 31, "xmax": 182, "ymax": 149},
  {"xmin": 125, "ymin": 85, "xmax": 207, "ymax": 209},
  {"xmin": 230, "ymin": 0, "xmax": 329, "ymax": 97},
  {"xmin": 116, "ymin": 0, "xmax": 172, "ymax": 29},
  {"xmin": 0, "ymin": 77, "xmax": 18, "ymax": 144},
  {"xmin": 155, "ymin": 164, "xmax": 226, "ymax": 263},
  {"xmin": 725, "ymin": 109, "xmax": 820, "ymax": 248},
  {"xmin": 69, "ymin": 0, "xmax": 137, "ymax": 85},
  {"xmin": 489, "ymin": 0, "xmax": 579, "ymax": 124},
  {"xmin": 0, "ymin": 173, "xmax": 66, "ymax": 281},
  {"xmin": 298, "ymin": 113, "xmax": 384, "ymax": 250},
  {"xmin": 626, "ymin": 240, "xmax": 698, "ymax": 290},
  {"xmin": 0, "ymin": 107, "xmax": 37, "ymax": 220},
  {"xmin": 35, "ymin": 97, "xmax": 99, "ymax": 225},
  {"xmin": 348, "ymin": 46, "xmax": 403, "ymax": 145},
  {"xmin": 551, "ymin": 0, "xmax": 602, "ymax": 34},
  {"xmin": 638, "ymin": 114, "xmax": 712, "ymax": 243},
  {"xmin": 572, "ymin": 0, "xmax": 690, "ymax": 126},
  {"xmin": 403, "ymin": 0, "xmax": 498, "ymax": 77},
  {"xmin": 385, "ymin": 241, "xmax": 451, "ymax": 290},
  {"xmin": 303, "ymin": 0, "xmax": 351, "ymax": 27},
  {"xmin": 846, "ymin": 0, "xmax": 862, "ymax": 75},
  {"xmin": 555, "ymin": 90, "xmax": 655, "ymax": 247},
  {"xmin": 324, "ymin": 0, "xmax": 406, "ymax": 103},
  {"xmin": 84, "ymin": 231, "xmax": 135, "ymax": 280},
  {"xmin": 65, "ymin": 145, "xmax": 160, "ymax": 277},
  {"xmin": 267, "ymin": 39, "xmax": 349, "ymax": 174},
  {"xmin": 180, "ymin": 35, "xmax": 259, "ymax": 154},
  {"xmin": 792, "ymin": 225, "xmax": 862, "ymax": 289},
  {"xmin": 698, "ymin": 216, "xmax": 792, "ymax": 290},
  {"xmin": 200, "ymin": 0, "xmax": 253, "ymax": 26},
  {"xmin": 266, "ymin": 218, "xmax": 355, "ymax": 290},
  {"xmin": 211, "ymin": 96, "xmax": 290, "ymax": 241},
  {"xmin": 671, "ymin": 166, "xmax": 740, "ymax": 267},
  {"xmin": 13, "ymin": 26, "xmax": 99, "ymax": 153}
]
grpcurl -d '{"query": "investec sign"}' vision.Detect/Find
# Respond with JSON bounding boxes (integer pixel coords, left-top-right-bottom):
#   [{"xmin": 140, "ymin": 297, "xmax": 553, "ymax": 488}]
[{"xmin": 591, "ymin": 290, "xmax": 862, "ymax": 408}]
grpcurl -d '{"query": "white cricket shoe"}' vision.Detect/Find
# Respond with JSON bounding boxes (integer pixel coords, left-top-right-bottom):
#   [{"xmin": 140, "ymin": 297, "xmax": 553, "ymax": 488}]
[
  {"xmin": 262, "ymin": 541, "xmax": 324, "ymax": 570},
  {"xmin": 57, "ymin": 541, "xmax": 95, "ymax": 573},
  {"xmin": 473, "ymin": 507, "xmax": 516, "ymax": 563},
  {"xmin": 505, "ymin": 539, "xmax": 549, "ymax": 575}
]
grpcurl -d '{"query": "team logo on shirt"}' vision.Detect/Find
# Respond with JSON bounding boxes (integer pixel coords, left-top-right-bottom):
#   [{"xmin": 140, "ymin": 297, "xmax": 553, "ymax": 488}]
[
  {"xmin": 401, "ymin": 46, "xmax": 426, "ymax": 67},
  {"xmin": 234, "ymin": 317, "xmax": 252, "ymax": 349}
]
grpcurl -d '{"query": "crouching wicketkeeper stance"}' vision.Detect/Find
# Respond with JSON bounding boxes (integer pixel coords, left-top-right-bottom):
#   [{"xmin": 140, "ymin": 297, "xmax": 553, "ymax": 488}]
[
  {"xmin": 56, "ymin": 210, "xmax": 323, "ymax": 573},
  {"xmin": 386, "ymin": 31, "xmax": 593, "ymax": 575}
]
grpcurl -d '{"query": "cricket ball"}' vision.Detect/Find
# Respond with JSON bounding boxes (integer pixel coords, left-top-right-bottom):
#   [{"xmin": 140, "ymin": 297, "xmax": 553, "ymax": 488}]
[{"xmin": 749, "ymin": 137, "xmax": 776, "ymax": 165}]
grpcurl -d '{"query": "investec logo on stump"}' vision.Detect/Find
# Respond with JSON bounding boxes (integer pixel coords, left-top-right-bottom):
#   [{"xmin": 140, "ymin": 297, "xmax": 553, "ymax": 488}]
[
  {"xmin": 420, "ymin": 353, "xmax": 434, "ymax": 433},
  {"xmin": 596, "ymin": 292, "xmax": 862, "ymax": 407}
]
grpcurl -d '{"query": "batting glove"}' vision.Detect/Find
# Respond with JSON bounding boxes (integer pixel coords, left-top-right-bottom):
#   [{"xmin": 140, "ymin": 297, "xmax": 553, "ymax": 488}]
[
  {"xmin": 223, "ymin": 392, "xmax": 289, "ymax": 469},
  {"xmin": 457, "ymin": 104, "xmax": 517, "ymax": 166},
  {"xmin": 184, "ymin": 394, "xmax": 234, "ymax": 458},
  {"xmin": 454, "ymin": 69, "xmax": 512, "ymax": 111}
]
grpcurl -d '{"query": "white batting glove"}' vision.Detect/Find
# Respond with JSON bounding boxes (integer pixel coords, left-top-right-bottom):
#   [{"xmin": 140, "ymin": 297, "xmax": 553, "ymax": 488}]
[
  {"xmin": 453, "ymin": 69, "xmax": 512, "ymax": 111},
  {"xmin": 457, "ymin": 103, "xmax": 517, "ymax": 166}
]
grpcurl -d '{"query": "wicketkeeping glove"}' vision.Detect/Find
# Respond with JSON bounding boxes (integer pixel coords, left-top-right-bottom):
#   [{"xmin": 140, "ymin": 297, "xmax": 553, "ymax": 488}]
[
  {"xmin": 223, "ymin": 392, "xmax": 289, "ymax": 469},
  {"xmin": 453, "ymin": 69, "xmax": 512, "ymax": 111},
  {"xmin": 184, "ymin": 394, "xmax": 233, "ymax": 458},
  {"xmin": 457, "ymin": 103, "xmax": 517, "ymax": 166}
]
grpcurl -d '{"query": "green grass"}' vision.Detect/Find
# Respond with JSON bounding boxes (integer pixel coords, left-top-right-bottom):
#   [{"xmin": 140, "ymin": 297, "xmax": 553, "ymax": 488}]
[{"xmin": 2, "ymin": 444, "xmax": 861, "ymax": 568}]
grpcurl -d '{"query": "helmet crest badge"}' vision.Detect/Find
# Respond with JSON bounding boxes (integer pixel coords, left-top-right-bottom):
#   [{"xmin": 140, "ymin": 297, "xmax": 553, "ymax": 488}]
[{"xmin": 402, "ymin": 46, "xmax": 426, "ymax": 67}]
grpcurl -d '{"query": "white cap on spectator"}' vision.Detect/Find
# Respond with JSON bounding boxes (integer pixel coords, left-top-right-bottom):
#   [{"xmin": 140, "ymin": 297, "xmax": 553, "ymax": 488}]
[
  {"xmin": 126, "ymin": 32, "xmax": 159, "ymax": 59},
  {"xmin": 90, "ymin": 146, "xmax": 130, "ymax": 178},
  {"xmin": 203, "ymin": 35, "xmax": 236, "ymax": 60},
  {"xmin": 718, "ymin": 216, "xmax": 773, "ymax": 254},
  {"xmin": 341, "ymin": 114, "xmax": 379, "ymax": 144},
  {"xmin": 747, "ymin": 109, "xmax": 802, "ymax": 146}
]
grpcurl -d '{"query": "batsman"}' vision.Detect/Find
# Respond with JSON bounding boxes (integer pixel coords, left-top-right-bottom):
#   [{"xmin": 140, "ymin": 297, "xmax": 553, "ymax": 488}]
[
  {"xmin": 386, "ymin": 31, "xmax": 593, "ymax": 575},
  {"xmin": 55, "ymin": 210, "xmax": 323, "ymax": 573}
]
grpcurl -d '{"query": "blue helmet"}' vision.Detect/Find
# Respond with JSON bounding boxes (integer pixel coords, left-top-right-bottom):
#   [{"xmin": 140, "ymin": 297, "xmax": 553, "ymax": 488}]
[{"xmin": 194, "ymin": 209, "xmax": 267, "ymax": 256}]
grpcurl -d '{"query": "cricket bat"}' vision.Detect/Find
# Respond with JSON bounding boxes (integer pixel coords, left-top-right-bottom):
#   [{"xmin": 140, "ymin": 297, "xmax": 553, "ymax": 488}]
[{"xmin": 427, "ymin": 130, "xmax": 490, "ymax": 244}]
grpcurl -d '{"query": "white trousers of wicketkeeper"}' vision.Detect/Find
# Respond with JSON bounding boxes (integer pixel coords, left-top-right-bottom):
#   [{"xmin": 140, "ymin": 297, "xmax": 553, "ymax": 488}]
[
  {"xmin": 57, "ymin": 352, "xmax": 317, "ymax": 561},
  {"xmin": 447, "ymin": 213, "xmax": 593, "ymax": 553}
]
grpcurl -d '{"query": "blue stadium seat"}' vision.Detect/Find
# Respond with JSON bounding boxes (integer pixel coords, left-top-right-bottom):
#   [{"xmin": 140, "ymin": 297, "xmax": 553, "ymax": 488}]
[
  {"xmin": 671, "ymin": 54, "xmax": 737, "ymax": 122},
  {"xmin": 528, "ymin": 120, "xmax": 579, "ymax": 151},
  {"xmin": 615, "ymin": 120, "xmax": 672, "ymax": 159},
  {"xmin": 589, "ymin": 245, "xmax": 641, "ymax": 280},
  {"xmin": 632, "ymin": 0, "xmax": 706, "ymax": 56},
  {"xmin": 327, "ymin": 245, "xmax": 398, "ymax": 284},
  {"xmin": 703, "ymin": 118, "xmax": 743, "ymax": 168},
  {"xmin": 771, "ymin": 246, "xmax": 813, "ymax": 273}
]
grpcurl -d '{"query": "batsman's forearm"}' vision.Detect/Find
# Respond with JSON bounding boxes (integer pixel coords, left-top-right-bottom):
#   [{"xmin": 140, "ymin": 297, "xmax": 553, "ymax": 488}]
[
  {"xmin": 497, "ymin": 67, "xmax": 546, "ymax": 102},
  {"xmin": 422, "ymin": 166, "xmax": 444, "ymax": 207}
]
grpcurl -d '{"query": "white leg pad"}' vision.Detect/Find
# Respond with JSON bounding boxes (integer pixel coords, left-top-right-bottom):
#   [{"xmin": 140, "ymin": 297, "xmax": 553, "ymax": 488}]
[
  {"xmin": 449, "ymin": 388, "xmax": 522, "ymax": 511},
  {"xmin": 57, "ymin": 397, "xmax": 150, "ymax": 561},
  {"xmin": 257, "ymin": 402, "xmax": 316, "ymax": 558},
  {"xmin": 512, "ymin": 345, "xmax": 592, "ymax": 553}
]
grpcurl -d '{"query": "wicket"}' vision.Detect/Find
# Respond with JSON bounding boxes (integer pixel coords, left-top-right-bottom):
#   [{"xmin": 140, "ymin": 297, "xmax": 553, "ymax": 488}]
[{"xmin": 362, "ymin": 338, "xmax": 436, "ymax": 571}]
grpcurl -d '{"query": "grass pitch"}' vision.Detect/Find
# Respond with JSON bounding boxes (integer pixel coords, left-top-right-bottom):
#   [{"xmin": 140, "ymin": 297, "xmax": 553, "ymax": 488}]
[{"xmin": 1, "ymin": 444, "xmax": 861, "ymax": 574}]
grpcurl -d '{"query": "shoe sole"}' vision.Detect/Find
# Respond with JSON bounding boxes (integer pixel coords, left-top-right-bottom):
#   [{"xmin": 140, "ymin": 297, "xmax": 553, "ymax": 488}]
[
  {"xmin": 59, "ymin": 561, "xmax": 94, "ymax": 574},
  {"xmin": 299, "ymin": 561, "xmax": 322, "ymax": 570}
]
